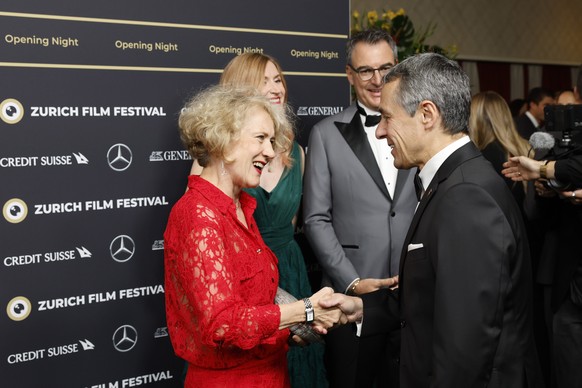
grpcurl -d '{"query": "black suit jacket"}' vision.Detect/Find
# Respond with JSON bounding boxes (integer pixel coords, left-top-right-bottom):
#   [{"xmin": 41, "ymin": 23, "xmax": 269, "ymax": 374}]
[
  {"xmin": 515, "ymin": 114, "xmax": 537, "ymax": 140},
  {"xmin": 363, "ymin": 142, "xmax": 543, "ymax": 388},
  {"xmin": 529, "ymin": 144, "xmax": 582, "ymax": 311}
]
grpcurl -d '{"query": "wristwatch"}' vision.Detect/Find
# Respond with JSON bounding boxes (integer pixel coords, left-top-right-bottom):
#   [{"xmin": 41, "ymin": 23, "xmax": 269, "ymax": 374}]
[
  {"xmin": 540, "ymin": 160, "xmax": 549, "ymax": 179},
  {"xmin": 303, "ymin": 298, "xmax": 314, "ymax": 323}
]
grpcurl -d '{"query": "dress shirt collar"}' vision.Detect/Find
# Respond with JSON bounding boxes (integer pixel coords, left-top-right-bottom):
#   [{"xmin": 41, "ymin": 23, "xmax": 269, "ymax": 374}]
[
  {"xmin": 525, "ymin": 110, "xmax": 540, "ymax": 128},
  {"xmin": 418, "ymin": 135, "xmax": 471, "ymax": 191}
]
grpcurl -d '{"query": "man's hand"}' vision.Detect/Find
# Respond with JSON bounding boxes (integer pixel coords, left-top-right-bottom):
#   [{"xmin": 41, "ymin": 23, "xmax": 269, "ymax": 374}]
[
  {"xmin": 308, "ymin": 287, "xmax": 344, "ymax": 332},
  {"xmin": 317, "ymin": 293, "xmax": 363, "ymax": 327},
  {"xmin": 354, "ymin": 276, "xmax": 399, "ymax": 294}
]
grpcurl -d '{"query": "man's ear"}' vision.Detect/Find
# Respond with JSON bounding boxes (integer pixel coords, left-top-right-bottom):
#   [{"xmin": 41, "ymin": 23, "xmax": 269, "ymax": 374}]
[
  {"xmin": 346, "ymin": 65, "xmax": 355, "ymax": 86},
  {"xmin": 419, "ymin": 100, "xmax": 438, "ymax": 127}
]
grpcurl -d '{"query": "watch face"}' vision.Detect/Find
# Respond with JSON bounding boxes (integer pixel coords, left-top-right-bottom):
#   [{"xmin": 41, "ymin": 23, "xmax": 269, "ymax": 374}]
[
  {"xmin": 275, "ymin": 288, "xmax": 319, "ymax": 334},
  {"xmin": 302, "ymin": 297, "xmax": 314, "ymax": 322}
]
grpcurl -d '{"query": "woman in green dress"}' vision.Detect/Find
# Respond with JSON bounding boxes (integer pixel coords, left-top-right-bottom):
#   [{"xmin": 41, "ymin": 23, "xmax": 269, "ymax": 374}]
[{"xmin": 190, "ymin": 53, "xmax": 328, "ymax": 388}]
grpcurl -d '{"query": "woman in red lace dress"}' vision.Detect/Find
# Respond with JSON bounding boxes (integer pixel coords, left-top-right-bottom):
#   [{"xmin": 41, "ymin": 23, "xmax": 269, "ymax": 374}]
[{"xmin": 164, "ymin": 85, "xmax": 341, "ymax": 388}]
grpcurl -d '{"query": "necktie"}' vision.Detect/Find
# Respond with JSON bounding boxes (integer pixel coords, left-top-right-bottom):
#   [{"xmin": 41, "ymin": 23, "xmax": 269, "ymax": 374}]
[
  {"xmin": 356, "ymin": 104, "xmax": 381, "ymax": 127},
  {"xmin": 414, "ymin": 172, "xmax": 424, "ymax": 201}
]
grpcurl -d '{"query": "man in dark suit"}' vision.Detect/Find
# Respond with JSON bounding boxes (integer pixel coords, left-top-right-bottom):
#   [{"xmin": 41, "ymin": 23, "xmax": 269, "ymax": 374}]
[
  {"xmin": 320, "ymin": 53, "xmax": 544, "ymax": 388},
  {"xmin": 514, "ymin": 87, "xmax": 554, "ymax": 140},
  {"xmin": 303, "ymin": 29, "xmax": 417, "ymax": 387},
  {"xmin": 502, "ymin": 111, "xmax": 582, "ymax": 387}
]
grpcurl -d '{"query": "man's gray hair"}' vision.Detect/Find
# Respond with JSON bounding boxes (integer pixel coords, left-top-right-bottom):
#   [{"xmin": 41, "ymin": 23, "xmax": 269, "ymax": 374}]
[
  {"xmin": 346, "ymin": 29, "xmax": 398, "ymax": 65},
  {"xmin": 383, "ymin": 53, "xmax": 470, "ymax": 135}
]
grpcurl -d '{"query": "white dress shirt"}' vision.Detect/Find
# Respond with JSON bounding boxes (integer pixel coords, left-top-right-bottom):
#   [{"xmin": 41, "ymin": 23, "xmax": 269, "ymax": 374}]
[
  {"xmin": 358, "ymin": 103, "xmax": 398, "ymax": 199},
  {"xmin": 417, "ymin": 135, "xmax": 471, "ymax": 192}
]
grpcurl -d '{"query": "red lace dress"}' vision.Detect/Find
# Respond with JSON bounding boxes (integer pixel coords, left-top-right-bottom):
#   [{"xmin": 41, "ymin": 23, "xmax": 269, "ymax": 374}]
[{"xmin": 164, "ymin": 175, "xmax": 290, "ymax": 388}]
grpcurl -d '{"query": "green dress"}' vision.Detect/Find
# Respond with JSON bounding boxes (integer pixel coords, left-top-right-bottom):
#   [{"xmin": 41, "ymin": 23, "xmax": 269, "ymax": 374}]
[{"xmin": 245, "ymin": 142, "xmax": 328, "ymax": 388}]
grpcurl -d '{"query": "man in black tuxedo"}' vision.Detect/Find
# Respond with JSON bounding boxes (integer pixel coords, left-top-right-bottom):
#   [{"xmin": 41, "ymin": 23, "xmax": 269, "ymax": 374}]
[
  {"xmin": 320, "ymin": 53, "xmax": 544, "ymax": 388},
  {"xmin": 514, "ymin": 87, "xmax": 554, "ymax": 140},
  {"xmin": 304, "ymin": 29, "xmax": 417, "ymax": 388}
]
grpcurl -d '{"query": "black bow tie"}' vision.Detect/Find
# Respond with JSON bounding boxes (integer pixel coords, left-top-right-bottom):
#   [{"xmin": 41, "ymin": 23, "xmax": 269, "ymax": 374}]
[
  {"xmin": 414, "ymin": 172, "xmax": 424, "ymax": 201},
  {"xmin": 356, "ymin": 104, "xmax": 381, "ymax": 127}
]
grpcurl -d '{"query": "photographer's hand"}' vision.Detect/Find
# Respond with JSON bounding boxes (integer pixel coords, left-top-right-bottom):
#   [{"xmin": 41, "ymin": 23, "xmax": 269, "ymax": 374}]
[
  {"xmin": 534, "ymin": 180, "xmax": 556, "ymax": 198},
  {"xmin": 503, "ymin": 157, "xmax": 556, "ymax": 182},
  {"xmin": 561, "ymin": 188, "xmax": 582, "ymax": 205}
]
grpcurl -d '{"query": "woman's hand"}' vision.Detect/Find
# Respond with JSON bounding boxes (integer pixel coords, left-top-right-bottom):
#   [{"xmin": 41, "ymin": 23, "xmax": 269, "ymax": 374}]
[
  {"xmin": 289, "ymin": 334, "xmax": 307, "ymax": 347},
  {"xmin": 308, "ymin": 287, "xmax": 344, "ymax": 332},
  {"xmin": 278, "ymin": 286, "xmax": 341, "ymax": 331},
  {"xmin": 312, "ymin": 293, "xmax": 364, "ymax": 334},
  {"xmin": 502, "ymin": 157, "xmax": 556, "ymax": 182}
]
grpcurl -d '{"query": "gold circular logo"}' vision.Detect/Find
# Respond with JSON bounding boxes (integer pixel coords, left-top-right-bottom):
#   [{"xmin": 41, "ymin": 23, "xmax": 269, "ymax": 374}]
[
  {"xmin": 0, "ymin": 99, "xmax": 24, "ymax": 124},
  {"xmin": 3, "ymin": 198, "xmax": 28, "ymax": 223},
  {"xmin": 7, "ymin": 296, "xmax": 32, "ymax": 321}
]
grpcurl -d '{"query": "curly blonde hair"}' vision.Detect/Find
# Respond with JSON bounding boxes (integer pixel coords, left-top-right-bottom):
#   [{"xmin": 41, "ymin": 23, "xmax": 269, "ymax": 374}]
[{"xmin": 179, "ymin": 84, "xmax": 292, "ymax": 167}]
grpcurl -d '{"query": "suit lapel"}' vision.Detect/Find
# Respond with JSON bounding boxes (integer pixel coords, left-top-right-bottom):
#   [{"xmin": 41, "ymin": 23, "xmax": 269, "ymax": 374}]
[
  {"xmin": 392, "ymin": 168, "xmax": 415, "ymax": 205},
  {"xmin": 335, "ymin": 112, "xmax": 390, "ymax": 199},
  {"xmin": 399, "ymin": 142, "xmax": 482, "ymax": 275}
]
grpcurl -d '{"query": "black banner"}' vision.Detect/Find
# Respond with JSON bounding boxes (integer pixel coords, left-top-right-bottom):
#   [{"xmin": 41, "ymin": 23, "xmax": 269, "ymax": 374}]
[{"xmin": 0, "ymin": 1, "xmax": 349, "ymax": 387}]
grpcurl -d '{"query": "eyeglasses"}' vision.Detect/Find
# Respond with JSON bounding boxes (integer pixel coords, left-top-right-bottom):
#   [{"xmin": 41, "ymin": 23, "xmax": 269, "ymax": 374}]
[{"xmin": 348, "ymin": 64, "xmax": 393, "ymax": 81}]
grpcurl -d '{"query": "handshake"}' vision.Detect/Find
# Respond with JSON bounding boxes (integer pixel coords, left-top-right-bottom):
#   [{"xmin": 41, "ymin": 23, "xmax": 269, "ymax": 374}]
[{"xmin": 294, "ymin": 276, "xmax": 399, "ymax": 339}]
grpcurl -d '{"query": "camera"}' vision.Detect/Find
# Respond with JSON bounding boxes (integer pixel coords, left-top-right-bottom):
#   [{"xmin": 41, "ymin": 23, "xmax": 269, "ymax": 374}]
[
  {"xmin": 534, "ymin": 105, "xmax": 582, "ymax": 191},
  {"xmin": 544, "ymin": 104, "xmax": 582, "ymax": 148}
]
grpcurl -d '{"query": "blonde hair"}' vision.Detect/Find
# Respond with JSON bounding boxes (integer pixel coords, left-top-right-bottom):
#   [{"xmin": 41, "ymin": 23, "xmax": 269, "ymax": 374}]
[
  {"xmin": 470, "ymin": 91, "xmax": 530, "ymax": 158},
  {"xmin": 469, "ymin": 91, "xmax": 530, "ymax": 191},
  {"xmin": 219, "ymin": 53, "xmax": 294, "ymax": 166},
  {"xmin": 179, "ymin": 84, "xmax": 291, "ymax": 168},
  {"xmin": 220, "ymin": 53, "xmax": 288, "ymax": 103}
]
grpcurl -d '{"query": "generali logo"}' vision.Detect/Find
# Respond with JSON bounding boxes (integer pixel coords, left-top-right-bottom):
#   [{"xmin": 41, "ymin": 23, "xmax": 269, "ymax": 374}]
[{"xmin": 296, "ymin": 106, "xmax": 344, "ymax": 116}]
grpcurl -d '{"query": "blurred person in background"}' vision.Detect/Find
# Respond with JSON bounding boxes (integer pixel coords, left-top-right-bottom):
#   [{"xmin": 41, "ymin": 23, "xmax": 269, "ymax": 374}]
[{"xmin": 515, "ymin": 87, "xmax": 554, "ymax": 140}]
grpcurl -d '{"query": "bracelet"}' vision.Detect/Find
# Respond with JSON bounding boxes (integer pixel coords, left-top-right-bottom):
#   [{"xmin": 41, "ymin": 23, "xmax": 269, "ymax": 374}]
[
  {"xmin": 540, "ymin": 160, "xmax": 549, "ymax": 179},
  {"xmin": 303, "ymin": 298, "xmax": 314, "ymax": 323},
  {"xmin": 347, "ymin": 278, "xmax": 361, "ymax": 296}
]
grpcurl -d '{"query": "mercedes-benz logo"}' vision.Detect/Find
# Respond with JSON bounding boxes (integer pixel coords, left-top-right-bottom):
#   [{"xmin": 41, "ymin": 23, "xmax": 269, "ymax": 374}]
[
  {"xmin": 112, "ymin": 324, "xmax": 138, "ymax": 352},
  {"xmin": 109, "ymin": 235, "xmax": 135, "ymax": 263},
  {"xmin": 107, "ymin": 143, "xmax": 132, "ymax": 171}
]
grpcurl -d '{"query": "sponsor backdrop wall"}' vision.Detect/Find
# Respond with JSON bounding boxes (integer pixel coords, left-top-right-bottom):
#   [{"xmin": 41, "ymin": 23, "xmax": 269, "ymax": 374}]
[{"xmin": 0, "ymin": 2, "xmax": 349, "ymax": 387}]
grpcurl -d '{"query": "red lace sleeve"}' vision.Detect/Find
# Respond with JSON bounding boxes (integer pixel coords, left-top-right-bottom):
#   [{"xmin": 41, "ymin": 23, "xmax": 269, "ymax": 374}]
[{"xmin": 165, "ymin": 191, "xmax": 288, "ymax": 368}]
